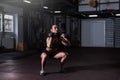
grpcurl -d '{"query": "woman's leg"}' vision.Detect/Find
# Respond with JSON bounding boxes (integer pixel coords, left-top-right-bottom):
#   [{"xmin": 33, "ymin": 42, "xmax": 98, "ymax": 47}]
[
  {"xmin": 40, "ymin": 52, "xmax": 47, "ymax": 75},
  {"xmin": 54, "ymin": 52, "xmax": 68, "ymax": 72}
]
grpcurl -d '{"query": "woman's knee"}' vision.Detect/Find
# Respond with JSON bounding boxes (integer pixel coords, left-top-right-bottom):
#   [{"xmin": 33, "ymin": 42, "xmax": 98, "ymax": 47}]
[
  {"xmin": 60, "ymin": 52, "xmax": 68, "ymax": 58},
  {"xmin": 40, "ymin": 53, "xmax": 47, "ymax": 58},
  {"xmin": 63, "ymin": 53, "xmax": 67, "ymax": 58}
]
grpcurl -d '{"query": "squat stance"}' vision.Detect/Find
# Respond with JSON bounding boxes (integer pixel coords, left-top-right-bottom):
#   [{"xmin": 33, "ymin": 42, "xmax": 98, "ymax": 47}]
[{"xmin": 40, "ymin": 25, "xmax": 71, "ymax": 75}]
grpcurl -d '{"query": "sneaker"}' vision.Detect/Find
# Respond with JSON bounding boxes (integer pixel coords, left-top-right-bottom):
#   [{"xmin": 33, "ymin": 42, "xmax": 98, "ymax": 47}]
[{"xmin": 40, "ymin": 70, "xmax": 45, "ymax": 76}]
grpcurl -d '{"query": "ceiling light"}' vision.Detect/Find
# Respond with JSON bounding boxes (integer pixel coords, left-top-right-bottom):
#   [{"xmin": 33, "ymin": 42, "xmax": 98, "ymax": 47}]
[
  {"xmin": 88, "ymin": 14, "xmax": 98, "ymax": 17},
  {"xmin": 23, "ymin": 0, "xmax": 31, "ymax": 3},
  {"xmin": 54, "ymin": 11, "xmax": 61, "ymax": 13},
  {"xmin": 115, "ymin": 14, "xmax": 120, "ymax": 16},
  {"xmin": 43, "ymin": 6, "xmax": 48, "ymax": 9}
]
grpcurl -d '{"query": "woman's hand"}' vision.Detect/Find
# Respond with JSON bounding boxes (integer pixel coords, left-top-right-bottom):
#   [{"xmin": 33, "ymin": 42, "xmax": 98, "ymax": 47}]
[{"xmin": 60, "ymin": 33, "xmax": 71, "ymax": 47}]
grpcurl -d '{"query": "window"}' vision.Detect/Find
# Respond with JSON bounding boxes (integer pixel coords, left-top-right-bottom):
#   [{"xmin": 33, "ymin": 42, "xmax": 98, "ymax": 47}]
[
  {"xmin": 0, "ymin": 13, "xmax": 2, "ymax": 32},
  {"xmin": 0, "ymin": 14, "xmax": 14, "ymax": 32},
  {"xmin": 4, "ymin": 14, "xmax": 14, "ymax": 32}
]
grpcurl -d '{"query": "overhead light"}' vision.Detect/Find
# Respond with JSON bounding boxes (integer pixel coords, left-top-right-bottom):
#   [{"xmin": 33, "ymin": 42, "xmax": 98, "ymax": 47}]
[
  {"xmin": 43, "ymin": 6, "xmax": 48, "ymax": 9},
  {"xmin": 23, "ymin": 0, "xmax": 31, "ymax": 3},
  {"xmin": 54, "ymin": 11, "xmax": 61, "ymax": 13},
  {"xmin": 115, "ymin": 14, "xmax": 120, "ymax": 16},
  {"xmin": 88, "ymin": 14, "xmax": 98, "ymax": 17}
]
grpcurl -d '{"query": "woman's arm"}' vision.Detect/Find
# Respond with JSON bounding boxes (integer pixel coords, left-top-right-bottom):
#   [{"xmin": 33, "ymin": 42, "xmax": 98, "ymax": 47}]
[
  {"xmin": 60, "ymin": 33, "xmax": 71, "ymax": 47},
  {"xmin": 46, "ymin": 37, "xmax": 52, "ymax": 51}
]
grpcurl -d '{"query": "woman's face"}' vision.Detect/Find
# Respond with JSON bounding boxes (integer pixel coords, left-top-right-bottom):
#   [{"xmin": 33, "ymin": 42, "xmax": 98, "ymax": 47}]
[{"xmin": 51, "ymin": 25, "xmax": 58, "ymax": 33}]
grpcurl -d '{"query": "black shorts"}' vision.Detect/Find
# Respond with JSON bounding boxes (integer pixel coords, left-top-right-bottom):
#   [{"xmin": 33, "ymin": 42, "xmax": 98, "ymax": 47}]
[
  {"xmin": 43, "ymin": 48, "xmax": 69, "ymax": 58},
  {"xmin": 44, "ymin": 50, "xmax": 58, "ymax": 58}
]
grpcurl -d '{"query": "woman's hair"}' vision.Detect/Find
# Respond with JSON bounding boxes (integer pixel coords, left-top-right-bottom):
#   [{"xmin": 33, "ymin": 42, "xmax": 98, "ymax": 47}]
[{"xmin": 51, "ymin": 24, "xmax": 58, "ymax": 29}]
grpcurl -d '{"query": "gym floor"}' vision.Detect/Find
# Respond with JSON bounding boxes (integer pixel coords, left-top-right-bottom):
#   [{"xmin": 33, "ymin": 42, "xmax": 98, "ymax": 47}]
[{"xmin": 0, "ymin": 47, "xmax": 120, "ymax": 80}]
